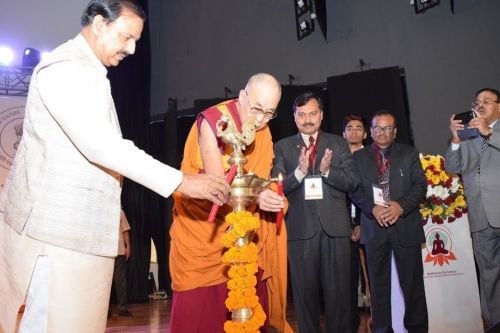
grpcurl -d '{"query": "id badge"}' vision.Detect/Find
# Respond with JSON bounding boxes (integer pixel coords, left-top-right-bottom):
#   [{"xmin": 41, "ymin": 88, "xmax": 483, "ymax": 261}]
[
  {"xmin": 372, "ymin": 184, "xmax": 388, "ymax": 207},
  {"xmin": 304, "ymin": 176, "xmax": 323, "ymax": 200}
]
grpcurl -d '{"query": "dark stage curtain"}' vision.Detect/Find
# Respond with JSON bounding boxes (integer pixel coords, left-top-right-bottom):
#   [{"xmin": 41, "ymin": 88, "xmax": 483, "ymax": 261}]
[
  {"xmin": 326, "ymin": 66, "xmax": 413, "ymax": 145},
  {"xmin": 146, "ymin": 99, "xmax": 181, "ymax": 295},
  {"xmin": 108, "ymin": 0, "xmax": 158, "ymax": 303}
]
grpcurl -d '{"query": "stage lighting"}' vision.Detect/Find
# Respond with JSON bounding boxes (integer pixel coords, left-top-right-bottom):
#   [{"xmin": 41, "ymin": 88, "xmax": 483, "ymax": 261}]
[
  {"xmin": 413, "ymin": 0, "xmax": 441, "ymax": 14},
  {"xmin": 295, "ymin": 0, "xmax": 315, "ymax": 40},
  {"xmin": 0, "ymin": 46, "xmax": 14, "ymax": 66},
  {"xmin": 299, "ymin": 20, "xmax": 311, "ymax": 32},
  {"xmin": 295, "ymin": 0, "xmax": 310, "ymax": 15},
  {"xmin": 22, "ymin": 48, "xmax": 41, "ymax": 68}
]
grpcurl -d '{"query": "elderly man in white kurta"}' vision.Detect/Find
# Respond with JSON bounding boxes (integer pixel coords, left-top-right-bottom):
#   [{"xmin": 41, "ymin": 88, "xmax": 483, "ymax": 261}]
[{"xmin": 0, "ymin": 1, "xmax": 229, "ymax": 332}]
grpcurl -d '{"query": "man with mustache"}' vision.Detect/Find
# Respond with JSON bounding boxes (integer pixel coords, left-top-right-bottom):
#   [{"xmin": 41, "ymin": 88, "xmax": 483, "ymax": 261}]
[
  {"xmin": 349, "ymin": 111, "xmax": 428, "ymax": 333},
  {"xmin": 446, "ymin": 88, "xmax": 500, "ymax": 329},
  {"xmin": 272, "ymin": 92, "xmax": 358, "ymax": 332},
  {"xmin": 0, "ymin": 1, "xmax": 229, "ymax": 332}
]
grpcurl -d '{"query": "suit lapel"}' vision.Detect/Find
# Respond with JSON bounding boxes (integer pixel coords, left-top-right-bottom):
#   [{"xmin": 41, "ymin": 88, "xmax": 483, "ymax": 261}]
[
  {"xmin": 315, "ymin": 132, "xmax": 328, "ymax": 167},
  {"xmin": 389, "ymin": 143, "xmax": 401, "ymax": 180},
  {"xmin": 365, "ymin": 145, "xmax": 378, "ymax": 183},
  {"xmin": 472, "ymin": 135, "xmax": 483, "ymax": 152},
  {"xmin": 293, "ymin": 133, "xmax": 305, "ymax": 163}
]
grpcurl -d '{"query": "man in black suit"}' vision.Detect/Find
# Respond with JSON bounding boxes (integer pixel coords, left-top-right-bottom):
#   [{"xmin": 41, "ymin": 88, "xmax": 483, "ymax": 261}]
[
  {"xmin": 343, "ymin": 114, "xmax": 368, "ymax": 333},
  {"xmin": 272, "ymin": 92, "xmax": 358, "ymax": 332},
  {"xmin": 349, "ymin": 111, "xmax": 428, "ymax": 333}
]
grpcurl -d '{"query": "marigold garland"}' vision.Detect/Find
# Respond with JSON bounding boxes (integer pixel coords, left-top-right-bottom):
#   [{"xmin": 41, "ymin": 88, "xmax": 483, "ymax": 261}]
[
  {"xmin": 221, "ymin": 211, "xmax": 260, "ymax": 247},
  {"xmin": 419, "ymin": 154, "xmax": 467, "ymax": 224},
  {"xmin": 222, "ymin": 211, "xmax": 266, "ymax": 333}
]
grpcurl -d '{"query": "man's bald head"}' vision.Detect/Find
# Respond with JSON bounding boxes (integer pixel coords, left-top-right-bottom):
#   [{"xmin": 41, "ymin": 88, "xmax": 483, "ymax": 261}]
[
  {"xmin": 238, "ymin": 73, "xmax": 282, "ymax": 130},
  {"xmin": 245, "ymin": 73, "xmax": 282, "ymax": 99}
]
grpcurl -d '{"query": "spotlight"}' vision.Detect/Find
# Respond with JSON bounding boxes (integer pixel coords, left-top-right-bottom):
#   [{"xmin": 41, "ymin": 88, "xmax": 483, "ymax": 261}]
[
  {"xmin": 0, "ymin": 46, "xmax": 14, "ymax": 66},
  {"xmin": 299, "ymin": 20, "xmax": 310, "ymax": 32},
  {"xmin": 295, "ymin": 0, "xmax": 311, "ymax": 16},
  {"xmin": 295, "ymin": 0, "xmax": 315, "ymax": 40},
  {"xmin": 413, "ymin": 0, "xmax": 441, "ymax": 14},
  {"xmin": 22, "ymin": 48, "xmax": 41, "ymax": 68}
]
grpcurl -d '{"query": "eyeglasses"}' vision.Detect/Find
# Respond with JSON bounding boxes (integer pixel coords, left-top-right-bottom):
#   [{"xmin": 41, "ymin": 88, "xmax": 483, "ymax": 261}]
[
  {"xmin": 372, "ymin": 126, "xmax": 394, "ymax": 133},
  {"xmin": 472, "ymin": 99, "xmax": 499, "ymax": 109},
  {"xmin": 245, "ymin": 90, "xmax": 277, "ymax": 120}
]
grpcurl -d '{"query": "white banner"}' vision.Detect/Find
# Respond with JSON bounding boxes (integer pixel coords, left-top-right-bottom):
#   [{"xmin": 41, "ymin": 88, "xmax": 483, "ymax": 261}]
[
  {"xmin": 391, "ymin": 214, "xmax": 482, "ymax": 332},
  {"xmin": 422, "ymin": 215, "xmax": 482, "ymax": 333},
  {"xmin": 0, "ymin": 95, "xmax": 25, "ymax": 189}
]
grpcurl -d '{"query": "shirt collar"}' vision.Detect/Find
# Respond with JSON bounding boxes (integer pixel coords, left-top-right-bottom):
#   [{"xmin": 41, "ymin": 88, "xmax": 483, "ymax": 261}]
[
  {"xmin": 300, "ymin": 132, "xmax": 318, "ymax": 145},
  {"xmin": 372, "ymin": 143, "xmax": 393, "ymax": 154}
]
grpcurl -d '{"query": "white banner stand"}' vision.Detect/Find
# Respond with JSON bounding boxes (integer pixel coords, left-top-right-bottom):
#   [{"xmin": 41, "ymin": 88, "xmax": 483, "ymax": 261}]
[
  {"xmin": 391, "ymin": 214, "xmax": 482, "ymax": 332},
  {"xmin": 391, "ymin": 253, "xmax": 407, "ymax": 333},
  {"xmin": 422, "ymin": 214, "xmax": 482, "ymax": 333}
]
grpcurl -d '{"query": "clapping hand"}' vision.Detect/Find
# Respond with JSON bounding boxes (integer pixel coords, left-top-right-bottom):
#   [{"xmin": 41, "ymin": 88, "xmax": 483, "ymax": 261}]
[
  {"xmin": 319, "ymin": 149, "xmax": 333, "ymax": 174},
  {"xmin": 298, "ymin": 146, "xmax": 311, "ymax": 174}
]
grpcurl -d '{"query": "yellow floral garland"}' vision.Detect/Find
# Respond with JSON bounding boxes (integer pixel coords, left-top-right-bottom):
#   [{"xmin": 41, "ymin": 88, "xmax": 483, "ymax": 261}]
[
  {"xmin": 221, "ymin": 211, "xmax": 267, "ymax": 333},
  {"xmin": 419, "ymin": 154, "xmax": 467, "ymax": 224}
]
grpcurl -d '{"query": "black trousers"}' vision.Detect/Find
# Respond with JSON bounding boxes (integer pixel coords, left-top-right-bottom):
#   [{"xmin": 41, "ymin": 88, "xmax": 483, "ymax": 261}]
[
  {"xmin": 350, "ymin": 240, "xmax": 361, "ymax": 333},
  {"xmin": 288, "ymin": 231, "xmax": 351, "ymax": 333},
  {"xmin": 365, "ymin": 229, "xmax": 428, "ymax": 333}
]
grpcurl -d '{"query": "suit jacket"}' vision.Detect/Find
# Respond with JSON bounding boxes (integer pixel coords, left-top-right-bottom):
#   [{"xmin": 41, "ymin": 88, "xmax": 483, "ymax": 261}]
[
  {"xmin": 272, "ymin": 131, "xmax": 358, "ymax": 240},
  {"xmin": 0, "ymin": 34, "xmax": 182, "ymax": 257},
  {"xmin": 349, "ymin": 143, "xmax": 426, "ymax": 246},
  {"xmin": 346, "ymin": 197, "xmax": 361, "ymax": 230},
  {"xmin": 445, "ymin": 121, "xmax": 500, "ymax": 231}
]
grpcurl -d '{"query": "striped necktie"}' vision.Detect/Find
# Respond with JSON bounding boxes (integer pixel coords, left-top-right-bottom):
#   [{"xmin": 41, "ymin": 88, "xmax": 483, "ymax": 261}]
[
  {"xmin": 481, "ymin": 135, "xmax": 488, "ymax": 152},
  {"xmin": 379, "ymin": 149, "xmax": 390, "ymax": 201},
  {"xmin": 308, "ymin": 136, "xmax": 317, "ymax": 170},
  {"xmin": 478, "ymin": 135, "xmax": 488, "ymax": 174}
]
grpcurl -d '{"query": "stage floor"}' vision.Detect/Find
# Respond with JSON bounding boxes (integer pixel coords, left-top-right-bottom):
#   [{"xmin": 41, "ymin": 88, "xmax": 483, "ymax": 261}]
[{"xmin": 105, "ymin": 299, "xmax": 372, "ymax": 332}]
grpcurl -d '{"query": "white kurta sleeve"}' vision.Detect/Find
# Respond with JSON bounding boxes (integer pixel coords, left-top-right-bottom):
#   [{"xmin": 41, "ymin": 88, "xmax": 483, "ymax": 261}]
[{"xmin": 37, "ymin": 61, "xmax": 182, "ymax": 198}]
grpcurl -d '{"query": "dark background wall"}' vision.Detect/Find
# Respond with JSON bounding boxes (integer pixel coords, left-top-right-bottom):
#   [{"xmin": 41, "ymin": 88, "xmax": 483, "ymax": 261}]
[
  {"xmin": 3, "ymin": 0, "xmax": 498, "ymax": 155},
  {"xmin": 149, "ymin": 0, "xmax": 500, "ymax": 155}
]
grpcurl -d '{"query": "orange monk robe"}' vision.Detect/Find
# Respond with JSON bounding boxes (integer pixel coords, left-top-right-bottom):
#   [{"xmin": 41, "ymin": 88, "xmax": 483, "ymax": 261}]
[{"xmin": 170, "ymin": 106, "xmax": 292, "ymax": 332}]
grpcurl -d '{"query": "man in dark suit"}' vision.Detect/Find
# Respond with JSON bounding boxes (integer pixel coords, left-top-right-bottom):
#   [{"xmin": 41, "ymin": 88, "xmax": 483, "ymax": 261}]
[
  {"xmin": 446, "ymin": 88, "xmax": 500, "ymax": 328},
  {"xmin": 343, "ymin": 114, "xmax": 368, "ymax": 333},
  {"xmin": 272, "ymin": 92, "xmax": 358, "ymax": 332},
  {"xmin": 349, "ymin": 111, "xmax": 428, "ymax": 333}
]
